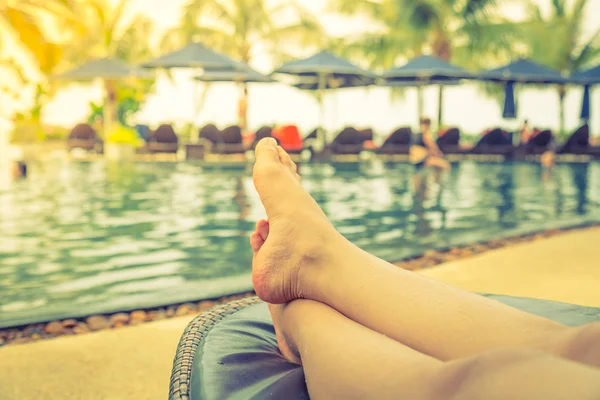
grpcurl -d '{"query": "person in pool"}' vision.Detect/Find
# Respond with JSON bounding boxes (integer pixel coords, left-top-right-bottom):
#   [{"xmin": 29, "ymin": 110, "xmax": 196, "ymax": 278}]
[
  {"xmin": 410, "ymin": 117, "xmax": 451, "ymax": 171},
  {"xmin": 249, "ymin": 138, "xmax": 600, "ymax": 399}
]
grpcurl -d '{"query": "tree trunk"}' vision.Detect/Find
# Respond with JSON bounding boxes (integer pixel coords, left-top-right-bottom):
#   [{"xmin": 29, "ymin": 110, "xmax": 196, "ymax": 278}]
[
  {"xmin": 558, "ymin": 85, "xmax": 566, "ymax": 136},
  {"xmin": 238, "ymin": 50, "xmax": 251, "ymax": 130},
  {"xmin": 432, "ymin": 27, "xmax": 452, "ymax": 61},
  {"xmin": 437, "ymin": 85, "xmax": 443, "ymax": 130}
]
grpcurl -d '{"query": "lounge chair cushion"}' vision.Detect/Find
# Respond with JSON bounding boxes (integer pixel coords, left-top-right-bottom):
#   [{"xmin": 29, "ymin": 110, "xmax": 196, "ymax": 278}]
[{"xmin": 190, "ymin": 294, "xmax": 600, "ymax": 400}]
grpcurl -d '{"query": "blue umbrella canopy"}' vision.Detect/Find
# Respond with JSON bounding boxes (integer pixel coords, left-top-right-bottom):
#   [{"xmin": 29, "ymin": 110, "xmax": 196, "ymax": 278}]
[
  {"xmin": 195, "ymin": 63, "xmax": 274, "ymax": 83},
  {"xmin": 573, "ymin": 65, "xmax": 600, "ymax": 85},
  {"xmin": 383, "ymin": 55, "xmax": 471, "ymax": 128},
  {"xmin": 272, "ymin": 50, "xmax": 376, "ymax": 86},
  {"xmin": 481, "ymin": 58, "xmax": 567, "ymax": 84},
  {"xmin": 580, "ymin": 85, "xmax": 591, "ymax": 120},
  {"xmin": 503, "ymin": 81, "xmax": 517, "ymax": 119},
  {"xmin": 273, "ymin": 51, "xmax": 376, "ymax": 150},
  {"xmin": 291, "ymin": 75, "xmax": 373, "ymax": 90},
  {"xmin": 55, "ymin": 58, "xmax": 150, "ymax": 80},
  {"xmin": 141, "ymin": 42, "xmax": 240, "ymax": 70},
  {"xmin": 383, "ymin": 55, "xmax": 472, "ymax": 83}
]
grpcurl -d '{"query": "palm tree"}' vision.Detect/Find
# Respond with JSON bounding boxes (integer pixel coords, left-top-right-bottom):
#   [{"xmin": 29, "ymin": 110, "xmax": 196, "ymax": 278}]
[
  {"xmin": 520, "ymin": 0, "xmax": 600, "ymax": 134},
  {"xmin": 9, "ymin": 0, "xmax": 155, "ymax": 137},
  {"xmin": 0, "ymin": 0, "xmax": 75, "ymax": 77},
  {"xmin": 330, "ymin": 0, "xmax": 515, "ymax": 70},
  {"xmin": 60, "ymin": 0, "xmax": 154, "ymax": 66},
  {"xmin": 161, "ymin": 0, "xmax": 324, "ymax": 127},
  {"xmin": 330, "ymin": 0, "xmax": 519, "ymax": 127}
]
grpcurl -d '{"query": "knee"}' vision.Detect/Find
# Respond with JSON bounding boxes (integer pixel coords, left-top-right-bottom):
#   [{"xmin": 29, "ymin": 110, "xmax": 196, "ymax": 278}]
[
  {"xmin": 561, "ymin": 322, "xmax": 600, "ymax": 367},
  {"xmin": 434, "ymin": 349, "xmax": 551, "ymax": 399}
]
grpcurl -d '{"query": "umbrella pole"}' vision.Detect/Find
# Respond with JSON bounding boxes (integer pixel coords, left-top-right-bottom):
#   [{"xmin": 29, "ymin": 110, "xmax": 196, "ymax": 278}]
[
  {"xmin": 437, "ymin": 85, "xmax": 443, "ymax": 131},
  {"xmin": 193, "ymin": 68, "xmax": 206, "ymax": 135},
  {"xmin": 318, "ymin": 72, "xmax": 326, "ymax": 152},
  {"xmin": 417, "ymin": 84, "xmax": 424, "ymax": 125},
  {"xmin": 104, "ymin": 79, "xmax": 117, "ymax": 137}
]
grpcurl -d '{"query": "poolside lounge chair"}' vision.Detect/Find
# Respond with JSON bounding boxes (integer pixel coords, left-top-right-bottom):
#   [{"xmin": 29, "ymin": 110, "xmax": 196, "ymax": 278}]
[
  {"xmin": 436, "ymin": 127, "xmax": 461, "ymax": 154},
  {"xmin": 135, "ymin": 124, "xmax": 152, "ymax": 142},
  {"xmin": 209, "ymin": 125, "xmax": 245, "ymax": 155},
  {"xmin": 305, "ymin": 129, "xmax": 317, "ymax": 140},
  {"xmin": 556, "ymin": 124, "xmax": 589, "ymax": 155},
  {"xmin": 169, "ymin": 295, "xmax": 600, "ymax": 400},
  {"xmin": 470, "ymin": 128, "xmax": 514, "ymax": 156},
  {"xmin": 147, "ymin": 124, "xmax": 179, "ymax": 153},
  {"xmin": 526, "ymin": 130, "xmax": 553, "ymax": 154},
  {"xmin": 252, "ymin": 126, "xmax": 274, "ymax": 149},
  {"xmin": 330, "ymin": 127, "xmax": 366, "ymax": 155},
  {"xmin": 511, "ymin": 129, "xmax": 553, "ymax": 160},
  {"xmin": 67, "ymin": 123, "xmax": 103, "ymax": 153},
  {"xmin": 199, "ymin": 124, "xmax": 222, "ymax": 145},
  {"xmin": 272, "ymin": 125, "xmax": 303, "ymax": 154},
  {"xmin": 376, "ymin": 127, "xmax": 412, "ymax": 155}
]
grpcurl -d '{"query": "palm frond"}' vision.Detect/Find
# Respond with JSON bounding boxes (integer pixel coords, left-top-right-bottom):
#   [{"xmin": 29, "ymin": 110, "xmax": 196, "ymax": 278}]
[
  {"xmin": 328, "ymin": 0, "xmax": 383, "ymax": 19},
  {"xmin": 114, "ymin": 15, "xmax": 154, "ymax": 63},
  {"xmin": 106, "ymin": 0, "xmax": 131, "ymax": 52}
]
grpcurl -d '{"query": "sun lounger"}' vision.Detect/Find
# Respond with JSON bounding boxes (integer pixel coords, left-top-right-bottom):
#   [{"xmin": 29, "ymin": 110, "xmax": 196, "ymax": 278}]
[
  {"xmin": 209, "ymin": 125, "xmax": 245, "ymax": 154},
  {"xmin": 436, "ymin": 127, "xmax": 462, "ymax": 154},
  {"xmin": 169, "ymin": 295, "xmax": 600, "ymax": 400},
  {"xmin": 252, "ymin": 126, "xmax": 274, "ymax": 149},
  {"xmin": 67, "ymin": 123, "xmax": 103, "ymax": 153},
  {"xmin": 199, "ymin": 124, "xmax": 222, "ymax": 144},
  {"xmin": 556, "ymin": 124, "xmax": 589, "ymax": 155},
  {"xmin": 330, "ymin": 127, "xmax": 366, "ymax": 155},
  {"xmin": 147, "ymin": 124, "xmax": 179, "ymax": 154},
  {"xmin": 376, "ymin": 127, "xmax": 412, "ymax": 155},
  {"xmin": 273, "ymin": 125, "xmax": 304, "ymax": 155},
  {"xmin": 470, "ymin": 128, "xmax": 514, "ymax": 156}
]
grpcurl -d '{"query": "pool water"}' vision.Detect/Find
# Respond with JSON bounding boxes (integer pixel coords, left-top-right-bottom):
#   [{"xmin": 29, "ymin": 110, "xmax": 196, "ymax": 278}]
[{"xmin": 1, "ymin": 161, "xmax": 599, "ymax": 327}]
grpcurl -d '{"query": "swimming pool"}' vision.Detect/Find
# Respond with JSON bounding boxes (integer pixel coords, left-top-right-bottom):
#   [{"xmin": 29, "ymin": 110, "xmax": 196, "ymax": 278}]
[{"xmin": 1, "ymin": 160, "xmax": 599, "ymax": 327}]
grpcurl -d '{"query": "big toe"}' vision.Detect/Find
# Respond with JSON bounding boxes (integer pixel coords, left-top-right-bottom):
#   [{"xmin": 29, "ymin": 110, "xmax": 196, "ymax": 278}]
[
  {"xmin": 253, "ymin": 139, "xmax": 303, "ymax": 218},
  {"xmin": 255, "ymin": 138, "xmax": 281, "ymax": 168}
]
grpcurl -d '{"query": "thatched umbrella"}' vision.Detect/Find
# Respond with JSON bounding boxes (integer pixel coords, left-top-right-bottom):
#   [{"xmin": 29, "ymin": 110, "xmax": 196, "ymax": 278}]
[
  {"xmin": 272, "ymin": 51, "xmax": 376, "ymax": 150},
  {"xmin": 384, "ymin": 55, "xmax": 473, "ymax": 127},
  {"xmin": 55, "ymin": 58, "xmax": 150, "ymax": 136}
]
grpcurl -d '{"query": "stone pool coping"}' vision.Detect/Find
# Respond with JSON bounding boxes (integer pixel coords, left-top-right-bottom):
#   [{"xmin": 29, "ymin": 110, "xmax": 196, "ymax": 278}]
[{"xmin": 1, "ymin": 223, "xmax": 598, "ymax": 347}]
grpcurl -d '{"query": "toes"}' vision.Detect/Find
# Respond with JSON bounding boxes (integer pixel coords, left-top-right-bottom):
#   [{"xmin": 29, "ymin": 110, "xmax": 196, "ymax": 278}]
[
  {"xmin": 276, "ymin": 146, "xmax": 297, "ymax": 174},
  {"xmin": 255, "ymin": 138, "xmax": 280, "ymax": 167},
  {"xmin": 250, "ymin": 232, "xmax": 265, "ymax": 253},
  {"xmin": 256, "ymin": 219, "xmax": 270, "ymax": 241}
]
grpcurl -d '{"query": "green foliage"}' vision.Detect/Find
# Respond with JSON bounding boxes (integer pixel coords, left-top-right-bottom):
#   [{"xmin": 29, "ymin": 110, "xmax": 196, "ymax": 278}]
[
  {"xmin": 4, "ymin": 0, "xmax": 157, "ymax": 141},
  {"xmin": 329, "ymin": 0, "xmax": 516, "ymax": 70},
  {"xmin": 518, "ymin": 0, "xmax": 600, "ymax": 131},
  {"xmin": 520, "ymin": 0, "xmax": 600, "ymax": 73},
  {"xmin": 86, "ymin": 79, "xmax": 153, "ymax": 126},
  {"xmin": 162, "ymin": 0, "xmax": 325, "ymax": 64}
]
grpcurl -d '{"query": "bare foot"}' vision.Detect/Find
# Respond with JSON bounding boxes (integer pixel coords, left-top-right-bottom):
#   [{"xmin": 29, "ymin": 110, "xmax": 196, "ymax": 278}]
[
  {"xmin": 251, "ymin": 139, "xmax": 345, "ymax": 304},
  {"xmin": 250, "ymin": 218, "xmax": 302, "ymax": 365}
]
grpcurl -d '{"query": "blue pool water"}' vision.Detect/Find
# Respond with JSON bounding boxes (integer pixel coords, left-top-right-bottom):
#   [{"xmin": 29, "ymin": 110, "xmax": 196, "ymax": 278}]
[{"xmin": 1, "ymin": 160, "xmax": 599, "ymax": 327}]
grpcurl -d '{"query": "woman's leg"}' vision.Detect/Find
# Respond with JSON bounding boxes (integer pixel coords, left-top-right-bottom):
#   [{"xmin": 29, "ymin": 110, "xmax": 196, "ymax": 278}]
[
  {"xmin": 251, "ymin": 138, "xmax": 600, "ymax": 364},
  {"xmin": 276, "ymin": 299, "xmax": 600, "ymax": 400},
  {"xmin": 425, "ymin": 155, "xmax": 451, "ymax": 170}
]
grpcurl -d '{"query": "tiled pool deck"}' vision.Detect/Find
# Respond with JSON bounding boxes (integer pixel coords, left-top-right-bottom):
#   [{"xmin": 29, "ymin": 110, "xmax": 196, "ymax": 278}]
[{"xmin": 0, "ymin": 226, "xmax": 599, "ymax": 400}]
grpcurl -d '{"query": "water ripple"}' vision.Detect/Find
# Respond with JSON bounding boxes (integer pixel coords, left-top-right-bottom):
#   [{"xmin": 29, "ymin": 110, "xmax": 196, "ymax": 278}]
[{"xmin": 1, "ymin": 160, "xmax": 599, "ymax": 326}]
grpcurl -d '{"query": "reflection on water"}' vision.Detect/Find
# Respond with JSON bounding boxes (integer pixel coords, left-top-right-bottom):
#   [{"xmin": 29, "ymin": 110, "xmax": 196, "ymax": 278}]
[{"xmin": 1, "ymin": 160, "xmax": 599, "ymax": 326}]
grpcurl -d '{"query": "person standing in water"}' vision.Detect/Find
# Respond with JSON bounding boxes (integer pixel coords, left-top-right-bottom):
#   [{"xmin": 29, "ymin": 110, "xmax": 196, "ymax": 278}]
[
  {"xmin": 410, "ymin": 117, "xmax": 451, "ymax": 171},
  {"xmin": 520, "ymin": 119, "xmax": 532, "ymax": 145}
]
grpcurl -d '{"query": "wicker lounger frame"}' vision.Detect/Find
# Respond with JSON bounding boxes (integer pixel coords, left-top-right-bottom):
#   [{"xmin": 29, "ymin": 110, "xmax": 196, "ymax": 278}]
[{"xmin": 169, "ymin": 297, "xmax": 263, "ymax": 400}]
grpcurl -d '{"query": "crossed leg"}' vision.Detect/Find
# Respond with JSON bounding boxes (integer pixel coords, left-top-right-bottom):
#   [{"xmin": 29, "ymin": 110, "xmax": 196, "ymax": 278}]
[{"xmin": 249, "ymin": 138, "xmax": 600, "ymax": 398}]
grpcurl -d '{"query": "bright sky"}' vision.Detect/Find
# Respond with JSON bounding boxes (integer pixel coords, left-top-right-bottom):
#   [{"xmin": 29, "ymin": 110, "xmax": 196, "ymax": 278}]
[{"xmin": 1, "ymin": 0, "xmax": 600, "ymax": 136}]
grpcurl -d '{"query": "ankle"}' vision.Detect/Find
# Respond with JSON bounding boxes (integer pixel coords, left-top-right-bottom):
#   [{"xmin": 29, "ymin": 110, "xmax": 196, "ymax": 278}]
[{"xmin": 297, "ymin": 233, "xmax": 352, "ymax": 302}]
